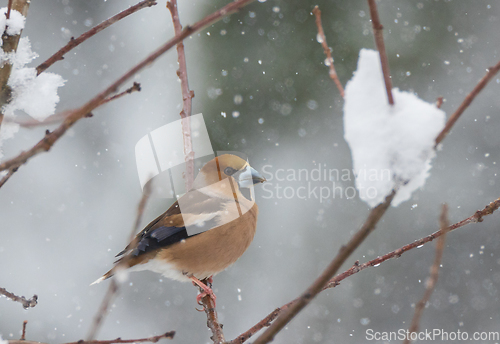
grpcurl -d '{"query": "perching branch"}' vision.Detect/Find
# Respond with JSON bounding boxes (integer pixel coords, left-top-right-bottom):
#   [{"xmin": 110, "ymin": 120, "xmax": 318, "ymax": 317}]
[
  {"xmin": 197, "ymin": 279, "xmax": 225, "ymax": 344},
  {"xmin": 167, "ymin": 0, "xmax": 195, "ymax": 191},
  {"xmin": 435, "ymin": 59, "xmax": 500, "ymax": 145},
  {"xmin": 0, "ymin": 287, "xmax": 37, "ymax": 309},
  {"xmin": 367, "ymin": 0, "xmax": 394, "ymax": 105},
  {"xmin": 253, "ymin": 190, "xmax": 397, "ymax": 344},
  {"xmin": 0, "ymin": 0, "xmax": 257, "ymax": 187},
  {"xmin": 86, "ymin": 182, "xmax": 152, "ymax": 341},
  {"xmin": 0, "ymin": 0, "xmax": 30, "ymax": 128},
  {"xmin": 312, "ymin": 6, "xmax": 344, "ymax": 98},
  {"xmin": 403, "ymin": 204, "xmax": 450, "ymax": 344},
  {"xmin": 36, "ymin": 0, "xmax": 157, "ymax": 75},
  {"xmin": 233, "ymin": 197, "xmax": 500, "ymax": 344}
]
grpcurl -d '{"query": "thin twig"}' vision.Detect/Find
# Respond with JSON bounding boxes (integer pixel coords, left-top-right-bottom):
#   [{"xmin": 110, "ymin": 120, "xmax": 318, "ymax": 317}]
[
  {"xmin": 0, "ymin": 0, "xmax": 257, "ymax": 187},
  {"xmin": 435, "ymin": 59, "xmax": 500, "ymax": 145},
  {"xmin": 312, "ymin": 6, "xmax": 344, "ymax": 98},
  {"xmin": 36, "ymin": 0, "xmax": 157, "ymax": 75},
  {"xmin": 6, "ymin": 0, "xmax": 13, "ymax": 19},
  {"xmin": 69, "ymin": 332, "xmax": 175, "ymax": 344},
  {"xmin": 233, "ymin": 197, "xmax": 500, "ymax": 344},
  {"xmin": 367, "ymin": 0, "xmax": 393, "ymax": 105},
  {"xmin": 436, "ymin": 96, "xmax": 444, "ymax": 109},
  {"xmin": 323, "ymin": 196, "xmax": 500, "ymax": 289},
  {"xmin": 253, "ymin": 190, "xmax": 396, "ymax": 344},
  {"xmin": 403, "ymin": 204, "xmax": 449, "ymax": 344},
  {"xmin": 86, "ymin": 183, "xmax": 152, "ymax": 341},
  {"xmin": 198, "ymin": 279, "xmax": 225, "ymax": 344},
  {"xmin": 86, "ymin": 280, "xmax": 119, "ymax": 342},
  {"xmin": 230, "ymin": 307, "xmax": 286, "ymax": 344},
  {"xmin": 6, "ymin": 332, "xmax": 175, "ymax": 344},
  {"xmin": 0, "ymin": 167, "xmax": 16, "ymax": 188},
  {"xmin": 167, "ymin": 0, "xmax": 195, "ymax": 191},
  {"xmin": 20, "ymin": 320, "xmax": 27, "ymax": 340},
  {"xmin": 0, "ymin": 287, "xmax": 37, "ymax": 309}
]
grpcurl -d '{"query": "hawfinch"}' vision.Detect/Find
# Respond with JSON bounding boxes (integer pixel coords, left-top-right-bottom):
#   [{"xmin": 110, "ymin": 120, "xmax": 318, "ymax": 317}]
[{"xmin": 92, "ymin": 154, "xmax": 266, "ymax": 305}]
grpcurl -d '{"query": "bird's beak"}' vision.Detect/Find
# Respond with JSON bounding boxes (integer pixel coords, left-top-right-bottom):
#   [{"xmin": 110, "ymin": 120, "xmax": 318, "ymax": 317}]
[
  {"xmin": 250, "ymin": 167, "xmax": 266, "ymax": 184},
  {"xmin": 236, "ymin": 166, "xmax": 266, "ymax": 188}
]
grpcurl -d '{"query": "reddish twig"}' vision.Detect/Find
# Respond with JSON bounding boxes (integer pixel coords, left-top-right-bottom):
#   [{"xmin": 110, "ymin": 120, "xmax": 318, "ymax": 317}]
[
  {"xmin": 253, "ymin": 190, "xmax": 396, "ymax": 344},
  {"xmin": 6, "ymin": 332, "xmax": 175, "ymax": 344},
  {"xmin": 0, "ymin": 287, "xmax": 37, "ymax": 309},
  {"xmin": 86, "ymin": 280, "xmax": 119, "ymax": 342},
  {"xmin": 403, "ymin": 204, "xmax": 450, "ymax": 344},
  {"xmin": 167, "ymin": 0, "xmax": 195, "ymax": 191},
  {"xmin": 6, "ymin": 0, "xmax": 13, "ymax": 19},
  {"xmin": 36, "ymin": 0, "xmax": 157, "ymax": 75},
  {"xmin": 435, "ymin": 59, "xmax": 500, "ymax": 145},
  {"xmin": 0, "ymin": 0, "xmax": 257, "ymax": 187},
  {"xmin": 20, "ymin": 320, "xmax": 28, "ymax": 340},
  {"xmin": 100, "ymin": 82, "xmax": 142, "ymax": 106},
  {"xmin": 86, "ymin": 183, "xmax": 152, "ymax": 341},
  {"xmin": 312, "ymin": 6, "xmax": 344, "ymax": 98},
  {"xmin": 230, "ymin": 306, "xmax": 287, "ymax": 344},
  {"xmin": 234, "ymin": 197, "xmax": 500, "ymax": 344},
  {"xmin": 71, "ymin": 332, "xmax": 175, "ymax": 344},
  {"xmin": 367, "ymin": 0, "xmax": 393, "ymax": 105},
  {"xmin": 436, "ymin": 96, "xmax": 444, "ymax": 109}
]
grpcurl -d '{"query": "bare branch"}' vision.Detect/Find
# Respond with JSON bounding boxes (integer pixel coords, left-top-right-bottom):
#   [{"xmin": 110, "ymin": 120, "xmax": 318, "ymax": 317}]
[
  {"xmin": 312, "ymin": 6, "xmax": 344, "ymax": 98},
  {"xmin": 403, "ymin": 204, "xmax": 450, "ymax": 344},
  {"xmin": 86, "ymin": 183, "xmax": 152, "ymax": 341},
  {"xmin": 7, "ymin": 332, "xmax": 175, "ymax": 344},
  {"xmin": 234, "ymin": 197, "xmax": 500, "ymax": 344},
  {"xmin": 0, "ymin": 0, "xmax": 257, "ymax": 186},
  {"xmin": 167, "ymin": 0, "xmax": 195, "ymax": 191},
  {"xmin": 36, "ymin": 0, "xmax": 157, "ymax": 75},
  {"xmin": 435, "ymin": 59, "xmax": 500, "ymax": 145},
  {"xmin": 230, "ymin": 307, "xmax": 285, "ymax": 344},
  {"xmin": 0, "ymin": 287, "xmax": 37, "ymax": 309},
  {"xmin": 367, "ymin": 0, "xmax": 393, "ymax": 105},
  {"xmin": 253, "ymin": 190, "xmax": 396, "ymax": 344}
]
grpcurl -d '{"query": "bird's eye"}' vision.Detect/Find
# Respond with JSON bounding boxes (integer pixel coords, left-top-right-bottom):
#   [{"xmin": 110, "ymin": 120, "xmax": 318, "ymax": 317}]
[{"xmin": 224, "ymin": 167, "xmax": 237, "ymax": 176}]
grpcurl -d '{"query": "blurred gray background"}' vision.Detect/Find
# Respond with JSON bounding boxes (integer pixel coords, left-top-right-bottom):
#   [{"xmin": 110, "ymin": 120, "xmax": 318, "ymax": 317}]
[{"xmin": 1, "ymin": 0, "xmax": 500, "ymax": 343}]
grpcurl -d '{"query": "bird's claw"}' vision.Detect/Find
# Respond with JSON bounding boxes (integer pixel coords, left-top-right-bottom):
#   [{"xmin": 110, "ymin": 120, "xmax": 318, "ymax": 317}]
[{"xmin": 196, "ymin": 288, "xmax": 217, "ymax": 310}]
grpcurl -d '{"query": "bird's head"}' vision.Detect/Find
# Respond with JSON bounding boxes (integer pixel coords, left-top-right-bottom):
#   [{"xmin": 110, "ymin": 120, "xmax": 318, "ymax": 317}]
[{"xmin": 192, "ymin": 154, "xmax": 266, "ymax": 198}]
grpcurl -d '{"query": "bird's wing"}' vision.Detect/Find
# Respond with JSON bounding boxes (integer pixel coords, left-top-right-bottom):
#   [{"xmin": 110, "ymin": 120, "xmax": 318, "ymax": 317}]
[{"xmin": 115, "ymin": 189, "xmax": 229, "ymax": 259}]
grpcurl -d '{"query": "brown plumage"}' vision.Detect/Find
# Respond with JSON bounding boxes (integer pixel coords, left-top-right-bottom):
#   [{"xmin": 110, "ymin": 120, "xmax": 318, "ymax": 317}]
[{"xmin": 92, "ymin": 154, "xmax": 265, "ymax": 303}]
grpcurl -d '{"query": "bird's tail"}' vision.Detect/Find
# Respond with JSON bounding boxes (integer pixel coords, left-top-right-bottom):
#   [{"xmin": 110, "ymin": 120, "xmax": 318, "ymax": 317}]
[{"xmin": 90, "ymin": 268, "xmax": 113, "ymax": 286}]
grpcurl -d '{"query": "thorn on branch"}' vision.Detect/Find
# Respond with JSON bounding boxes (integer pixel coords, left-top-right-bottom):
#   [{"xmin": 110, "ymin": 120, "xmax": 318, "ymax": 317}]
[{"xmin": 21, "ymin": 320, "xmax": 28, "ymax": 340}]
